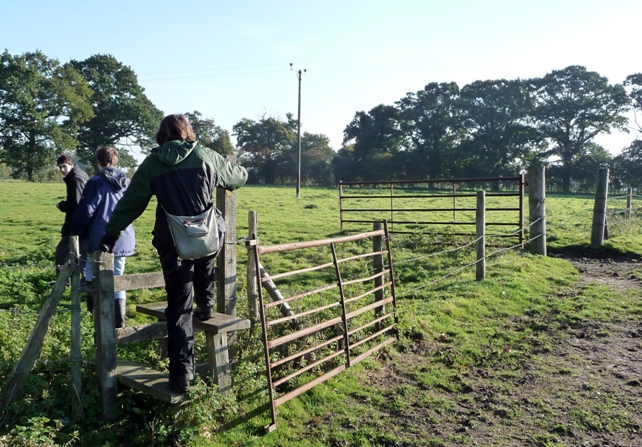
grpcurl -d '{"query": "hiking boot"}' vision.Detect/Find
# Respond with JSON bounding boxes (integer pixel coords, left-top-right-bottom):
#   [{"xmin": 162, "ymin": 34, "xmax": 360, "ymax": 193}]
[
  {"xmin": 115, "ymin": 299, "xmax": 126, "ymax": 328},
  {"xmin": 193, "ymin": 306, "xmax": 213, "ymax": 321},
  {"xmin": 168, "ymin": 375, "xmax": 190, "ymax": 394}
]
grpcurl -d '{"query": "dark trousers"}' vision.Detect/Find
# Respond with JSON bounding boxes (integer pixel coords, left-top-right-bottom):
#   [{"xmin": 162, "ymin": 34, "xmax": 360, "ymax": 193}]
[
  {"xmin": 159, "ymin": 247, "xmax": 216, "ymax": 380},
  {"xmin": 55, "ymin": 235, "xmax": 86, "ymax": 277},
  {"xmin": 55, "ymin": 236, "xmax": 70, "ymax": 276}
]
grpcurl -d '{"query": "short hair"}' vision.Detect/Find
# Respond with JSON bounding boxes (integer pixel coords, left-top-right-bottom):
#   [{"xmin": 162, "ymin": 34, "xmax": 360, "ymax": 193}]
[
  {"xmin": 96, "ymin": 146, "xmax": 119, "ymax": 167},
  {"xmin": 155, "ymin": 114, "xmax": 196, "ymax": 146},
  {"xmin": 56, "ymin": 154, "xmax": 74, "ymax": 166}
]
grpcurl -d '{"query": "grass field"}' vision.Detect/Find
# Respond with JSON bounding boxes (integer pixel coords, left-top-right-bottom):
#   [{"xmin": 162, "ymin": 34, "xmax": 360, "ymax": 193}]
[{"xmin": 0, "ymin": 180, "xmax": 641, "ymax": 447}]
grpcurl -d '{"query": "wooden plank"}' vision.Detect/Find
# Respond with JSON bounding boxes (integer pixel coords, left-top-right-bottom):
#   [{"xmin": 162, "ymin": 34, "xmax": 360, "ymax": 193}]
[
  {"xmin": 136, "ymin": 301, "xmax": 250, "ymax": 334},
  {"xmin": 116, "ymin": 359, "xmax": 186, "ymax": 404},
  {"xmin": 113, "ymin": 272, "xmax": 165, "ymax": 292},
  {"xmin": 115, "ymin": 322, "xmax": 168, "ymax": 346}
]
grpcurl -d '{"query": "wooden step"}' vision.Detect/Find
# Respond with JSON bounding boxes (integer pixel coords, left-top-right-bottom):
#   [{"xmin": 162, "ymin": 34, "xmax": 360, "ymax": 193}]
[
  {"xmin": 136, "ymin": 301, "xmax": 251, "ymax": 334},
  {"xmin": 116, "ymin": 358, "xmax": 186, "ymax": 404}
]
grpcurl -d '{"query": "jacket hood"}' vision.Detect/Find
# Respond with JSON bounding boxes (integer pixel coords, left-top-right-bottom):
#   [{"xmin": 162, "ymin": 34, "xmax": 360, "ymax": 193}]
[
  {"xmin": 151, "ymin": 140, "xmax": 197, "ymax": 166},
  {"xmin": 99, "ymin": 167, "xmax": 128, "ymax": 191}
]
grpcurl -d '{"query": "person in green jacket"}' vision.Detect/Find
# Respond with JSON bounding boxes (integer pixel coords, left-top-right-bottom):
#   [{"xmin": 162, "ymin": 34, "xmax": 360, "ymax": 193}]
[{"xmin": 101, "ymin": 114, "xmax": 247, "ymax": 393}]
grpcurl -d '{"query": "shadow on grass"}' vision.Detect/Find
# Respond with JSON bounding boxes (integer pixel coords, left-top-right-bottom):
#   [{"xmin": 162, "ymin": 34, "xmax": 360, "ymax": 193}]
[{"xmin": 548, "ymin": 243, "xmax": 642, "ymax": 261}]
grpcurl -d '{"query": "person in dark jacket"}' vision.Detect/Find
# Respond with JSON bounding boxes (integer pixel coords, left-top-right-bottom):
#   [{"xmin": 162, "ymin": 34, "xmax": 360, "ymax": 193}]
[
  {"xmin": 55, "ymin": 154, "xmax": 89, "ymax": 277},
  {"xmin": 101, "ymin": 114, "xmax": 247, "ymax": 393},
  {"xmin": 70, "ymin": 147, "xmax": 136, "ymax": 327}
]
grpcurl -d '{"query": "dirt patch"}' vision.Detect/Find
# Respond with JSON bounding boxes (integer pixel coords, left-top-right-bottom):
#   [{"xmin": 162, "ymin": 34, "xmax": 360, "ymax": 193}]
[{"xmin": 354, "ymin": 256, "xmax": 642, "ymax": 446}]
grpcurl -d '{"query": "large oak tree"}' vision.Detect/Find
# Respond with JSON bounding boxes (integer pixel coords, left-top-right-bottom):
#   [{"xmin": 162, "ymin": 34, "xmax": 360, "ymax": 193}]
[
  {"xmin": 0, "ymin": 51, "xmax": 94, "ymax": 180},
  {"xmin": 70, "ymin": 54, "xmax": 162, "ymax": 172},
  {"xmin": 529, "ymin": 65, "xmax": 630, "ymax": 192}
]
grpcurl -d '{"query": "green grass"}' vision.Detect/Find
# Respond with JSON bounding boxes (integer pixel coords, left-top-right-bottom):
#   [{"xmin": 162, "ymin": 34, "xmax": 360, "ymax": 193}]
[{"xmin": 0, "ymin": 181, "xmax": 641, "ymax": 446}]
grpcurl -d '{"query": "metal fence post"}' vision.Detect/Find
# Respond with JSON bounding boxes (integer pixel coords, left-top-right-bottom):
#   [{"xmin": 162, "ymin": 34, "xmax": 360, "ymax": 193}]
[{"xmin": 247, "ymin": 210, "xmax": 259, "ymax": 321}]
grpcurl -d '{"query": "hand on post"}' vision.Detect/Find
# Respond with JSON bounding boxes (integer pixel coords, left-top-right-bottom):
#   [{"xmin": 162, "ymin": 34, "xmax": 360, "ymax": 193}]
[{"xmin": 99, "ymin": 233, "xmax": 118, "ymax": 253}]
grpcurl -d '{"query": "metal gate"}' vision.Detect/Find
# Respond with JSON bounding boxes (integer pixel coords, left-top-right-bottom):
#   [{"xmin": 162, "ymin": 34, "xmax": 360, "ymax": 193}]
[{"xmin": 250, "ymin": 223, "xmax": 397, "ymax": 431}]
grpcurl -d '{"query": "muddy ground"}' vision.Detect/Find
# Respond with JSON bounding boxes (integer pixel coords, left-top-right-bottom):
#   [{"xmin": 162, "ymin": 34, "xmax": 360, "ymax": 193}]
[{"xmin": 360, "ymin": 255, "xmax": 642, "ymax": 447}]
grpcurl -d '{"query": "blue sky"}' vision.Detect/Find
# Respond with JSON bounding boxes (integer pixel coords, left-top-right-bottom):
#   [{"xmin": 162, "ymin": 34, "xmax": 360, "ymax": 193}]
[{"xmin": 2, "ymin": 0, "xmax": 640, "ymax": 159}]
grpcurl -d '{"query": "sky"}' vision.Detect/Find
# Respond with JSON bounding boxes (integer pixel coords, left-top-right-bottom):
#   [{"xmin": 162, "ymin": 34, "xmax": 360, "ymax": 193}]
[{"xmin": 2, "ymin": 0, "xmax": 640, "ymax": 161}]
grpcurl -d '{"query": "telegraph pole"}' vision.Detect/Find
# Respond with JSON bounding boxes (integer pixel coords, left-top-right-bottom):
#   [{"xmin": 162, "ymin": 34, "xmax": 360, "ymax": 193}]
[{"xmin": 291, "ymin": 63, "xmax": 306, "ymax": 198}]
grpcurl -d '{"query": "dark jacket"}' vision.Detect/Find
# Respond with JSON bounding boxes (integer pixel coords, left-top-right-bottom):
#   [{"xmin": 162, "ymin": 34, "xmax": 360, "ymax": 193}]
[
  {"xmin": 70, "ymin": 167, "xmax": 136, "ymax": 257},
  {"xmin": 105, "ymin": 141, "xmax": 247, "ymax": 255},
  {"xmin": 58, "ymin": 165, "xmax": 89, "ymax": 236}
]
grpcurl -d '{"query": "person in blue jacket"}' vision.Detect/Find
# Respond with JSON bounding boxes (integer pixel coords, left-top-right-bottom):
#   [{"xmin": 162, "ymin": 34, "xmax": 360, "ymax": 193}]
[{"xmin": 71, "ymin": 146, "xmax": 135, "ymax": 328}]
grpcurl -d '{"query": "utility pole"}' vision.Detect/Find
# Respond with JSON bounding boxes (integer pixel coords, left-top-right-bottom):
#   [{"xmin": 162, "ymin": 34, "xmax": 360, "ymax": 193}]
[{"xmin": 291, "ymin": 63, "xmax": 306, "ymax": 199}]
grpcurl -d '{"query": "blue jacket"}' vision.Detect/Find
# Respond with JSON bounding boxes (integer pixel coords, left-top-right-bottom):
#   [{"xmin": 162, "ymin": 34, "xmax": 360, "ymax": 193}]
[{"xmin": 71, "ymin": 167, "xmax": 136, "ymax": 257}]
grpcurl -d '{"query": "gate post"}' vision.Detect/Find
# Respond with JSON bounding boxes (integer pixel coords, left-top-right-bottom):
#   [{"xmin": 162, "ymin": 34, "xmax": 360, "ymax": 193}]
[
  {"xmin": 529, "ymin": 163, "xmax": 547, "ymax": 256},
  {"xmin": 69, "ymin": 236, "xmax": 82, "ymax": 420},
  {"xmin": 216, "ymin": 156, "xmax": 239, "ymax": 358},
  {"xmin": 94, "ymin": 251, "xmax": 117, "ymax": 422},
  {"xmin": 476, "ymin": 190, "xmax": 486, "ymax": 281},
  {"xmin": 591, "ymin": 166, "xmax": 609, "ymax": 249}
]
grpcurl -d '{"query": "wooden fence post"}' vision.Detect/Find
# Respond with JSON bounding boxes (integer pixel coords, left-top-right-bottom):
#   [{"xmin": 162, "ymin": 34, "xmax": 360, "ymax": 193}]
[
  {"xmin": 247, "ymin": 211, "xmax": 259, "ymax": 321},
  {"xmin": 627, "ymin": 187, "xmax": 633, "ymax": 221},
  {"xmin": 216, "ymin": 158, "xmax": 239, "ymax": 356},
  {"xmin": 591, "ymin": 166, "xmax": 609, "ymax": 249},
  {"xmin": 216, "ymin": 183, "xmax": 237, "ymax": 316},
  {"xmin": 94, "ymin": 251, "xmax": 117, "ymax": 422},
  {"xmin": 476, "ymin": 190, "xmax": 486, "ymax": 281},
  {"xmin": 69, "ymin": 236, "xmax": 83, "ymax": 420},
  {"xmin": 529, "ymin": 164, "xmax": 547, "ymax": 256}
]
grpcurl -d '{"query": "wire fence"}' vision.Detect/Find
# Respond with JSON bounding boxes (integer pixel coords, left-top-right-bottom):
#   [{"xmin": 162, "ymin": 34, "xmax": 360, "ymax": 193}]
[{"xmin": 393, "ymin": 216, "xmax": 544, "ymax": 299}]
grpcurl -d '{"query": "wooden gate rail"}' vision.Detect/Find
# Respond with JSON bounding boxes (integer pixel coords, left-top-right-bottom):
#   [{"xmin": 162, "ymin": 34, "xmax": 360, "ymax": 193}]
[
  {"xmin": 339, "ymin": 175, "xmax": 525, "ymax": 244},
  {"xmin": 251, "ymin": 223, "xmax": 397, "ymax": 432}
]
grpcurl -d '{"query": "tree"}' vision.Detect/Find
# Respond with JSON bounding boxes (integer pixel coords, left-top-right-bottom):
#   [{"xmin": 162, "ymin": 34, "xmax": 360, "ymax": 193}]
[
  {"xmin": 396, "ymin": 82, "xmax": 462, "ymax": 181},
  {"xmin": 457, "ymin": 79, "xmax": 541, "ymax": 182},
  {"xmin": 612, "ymin": 139, "xmax": 642, "ymax": 190},
  {"xmin": 332, "ymin": 144, "xmax": 358, "ymax": 183},
  {"xmin": 529, "ymin": 65, "xmax": 630, "ymax": 192},
  {"xmin": 624, "ymin": 73, "xmax": 642, "ymax": 133},
  {"xmin": 184, "ymin": 111, "xmax": 234, "ymax": 156},
  {"xmin": 233, "ymin": 114, "xmax": 297, "ymax": 184},
  {"xmin": 0, "ymin": 50, "xmax": 93, "ymax": 180},
  {"xmin": 299, "ymin": 133, "xmax": 335, "ymax": 186},
  {"xmin": 343, "ymin": 104, "xmax": 405, "ymax": 181},
  {"xmin": 70, "ymin": 54, "xmax": 163, "ymax": 171}
]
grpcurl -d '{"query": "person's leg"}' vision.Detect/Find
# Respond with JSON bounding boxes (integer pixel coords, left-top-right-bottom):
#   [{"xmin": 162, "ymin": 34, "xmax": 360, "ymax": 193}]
[
  {"xmin": 114, "ymin": 256, "xmax": 127, "ymax": 328},
  {"xmin": 84, "ymin": 257, "xmax": 95, "ymax": 314},
  {"xmin": 54, "ymin": 236, "xmax": 70, "ymax": 277},
  {"xmin": 114, "ymin": 256, "xmax": 127, "ymax": 300},
  {"xmin": 193, "ymin": 255, "xmax": 216, "ymax": 319},
  {"xmin": 159, "ymin": 248, "xmax": 195, "ymax": 392}
]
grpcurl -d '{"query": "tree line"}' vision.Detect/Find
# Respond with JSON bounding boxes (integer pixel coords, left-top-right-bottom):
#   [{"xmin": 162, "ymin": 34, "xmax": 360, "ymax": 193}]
[{"xmin": 1, "ymin": 50, "xmax": 641, "ymax": 192}]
